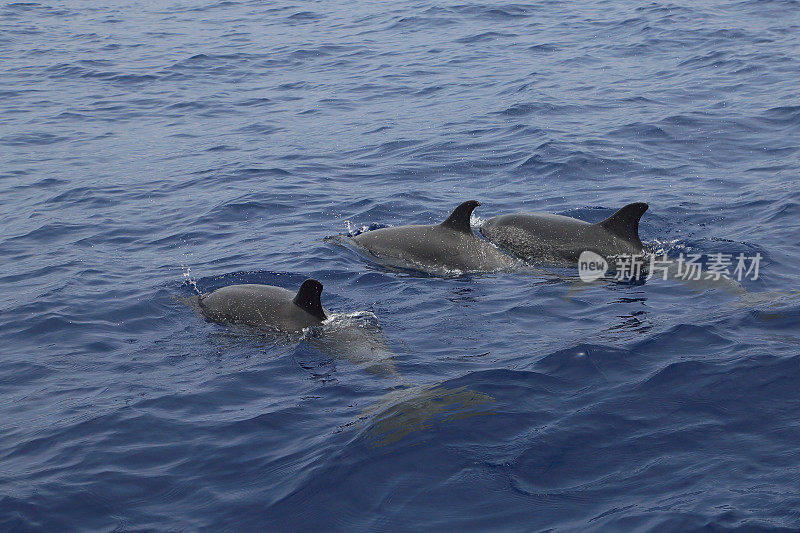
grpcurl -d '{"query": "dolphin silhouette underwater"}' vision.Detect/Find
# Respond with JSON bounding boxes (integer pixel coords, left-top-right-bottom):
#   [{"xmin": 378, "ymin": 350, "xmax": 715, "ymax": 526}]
[
  {"xmin": 351, "ymin": 200, "xmax": 516, "ymax": 274},
  {"xmin": 480, "ymin": 202, "xmax": 649, "ymax": 263},
  {"xmin": 190, "ymin": 278, "xmax": 327, "ymax": 332}
]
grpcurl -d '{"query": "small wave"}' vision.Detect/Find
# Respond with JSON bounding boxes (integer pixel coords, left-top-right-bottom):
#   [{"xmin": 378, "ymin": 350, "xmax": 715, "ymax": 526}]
[
  {"xmin": 1, "ymin": 132, "xmax": 67, "ymax": 146},
  {"xmin": 455, "ymin": 31, "xmax": 515, "ymax": 44}
]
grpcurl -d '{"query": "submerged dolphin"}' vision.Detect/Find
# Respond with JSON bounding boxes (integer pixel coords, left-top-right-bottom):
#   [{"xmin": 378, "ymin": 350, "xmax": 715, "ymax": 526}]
[
  {"xmin": 305, "ymin": 311, "xmax": 401, "ymax": 380},
  {"xmin": 355, "ymin": 384, "xmax": 495, "ymax": 448},
  {"xmin": 352, "ymin": 200, "xmax": 515, "ymax": 274},
  {"xmin": 481, "ymin": 202, "xmax": 649, "ymax": 263},
  {"xmin": 192, "ymin": 279, "xmax": 327, "ymax": 332}
]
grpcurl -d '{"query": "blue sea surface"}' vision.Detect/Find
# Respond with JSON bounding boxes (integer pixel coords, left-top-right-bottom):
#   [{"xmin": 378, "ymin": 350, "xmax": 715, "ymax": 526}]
[{"xmin": 2, "ymin": 1, "xmax": 800, "ymax": 530}]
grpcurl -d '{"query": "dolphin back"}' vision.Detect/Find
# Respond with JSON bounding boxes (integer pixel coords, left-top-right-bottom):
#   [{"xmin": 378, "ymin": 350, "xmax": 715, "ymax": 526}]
[
  {"xmin": 481, "ymin": 202, "xmax": 649, "ymax": 262},
  {"xmin": 191, "ymin": 283, "xmax": 325, "ymax": 331},
  {"xmin": 349, "ymin": 200, "xmax": 514, "ymax": 274}
]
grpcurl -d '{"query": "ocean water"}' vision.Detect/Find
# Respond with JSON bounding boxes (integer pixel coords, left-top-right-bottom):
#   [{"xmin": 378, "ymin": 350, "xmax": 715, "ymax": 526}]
[{"xmin": 2, "ymin": 0, "xmax": 800, "ymax": 530}]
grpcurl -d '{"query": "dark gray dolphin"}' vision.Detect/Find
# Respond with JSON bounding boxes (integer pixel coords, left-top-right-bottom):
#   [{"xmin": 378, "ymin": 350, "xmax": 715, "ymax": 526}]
[
  {"xmin": 352, "ymin": 200, "xmax": 515, "ymax": 274},
  {"xmin": 481, "ymin": 202, "xmax": 649, "ymax": 263},
  {"xmin": 180, "ymin": 279, "xmax": 403, "ymax": 378},
  {"xmin": 194, "ymin": 278, "xmax": 327, "ymax": 332}
]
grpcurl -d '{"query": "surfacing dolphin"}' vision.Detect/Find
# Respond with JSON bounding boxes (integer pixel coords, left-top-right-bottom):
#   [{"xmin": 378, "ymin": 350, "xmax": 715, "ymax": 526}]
[
  {"xmin": 192, "ymin": 278, "xmax": 327, "ymax": 332},
  {"xmin": 481, "ymin": 202, "xmax": 649, "ymax": 263},
  {"xmin": 352, "ymin": 200, "xmax": 516, "ymax": 275},
  {"xmin": 181, "ymin": 278, "xmax": 401, "ymax": 378}
]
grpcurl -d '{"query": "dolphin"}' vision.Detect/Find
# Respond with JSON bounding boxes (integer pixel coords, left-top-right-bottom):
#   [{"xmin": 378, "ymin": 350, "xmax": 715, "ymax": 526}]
[
  {"xmin": 481, "ymin": 202, "xmax": 649, "ymax": 263},
  {"xmin": 355, "ymin": 383, "xmax": 495, "ymax": 448},
  {"xmin": 351, "ymin": 200, "xmax": 516, "ymax": 274},
  {"xmin": 191, "ymin": 278, "xmax": 327, "ymax": 332},
  {"xmin": 305, "ymin": 311, "xmax": 401, "ymax": 380},
  {"xmin": 180, "ymin": 279, "xmax": 402, "ymax": 378}
]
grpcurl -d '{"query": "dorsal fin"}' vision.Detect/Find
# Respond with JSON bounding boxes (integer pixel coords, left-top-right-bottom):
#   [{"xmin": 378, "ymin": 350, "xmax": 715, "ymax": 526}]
[
  {"xmin": 293, "ymin": 279, "xmax": 326, "ymax": 320},
  {"xmin": 597, "ymin": 202, "xmax": 648, "ymax": 246},
  {"xmin": 440, "ymin": 200, "xmax": 480, "ymax": 233}
]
